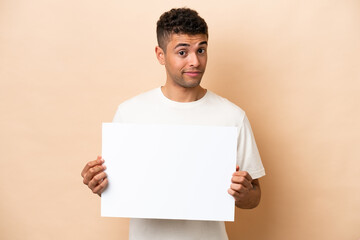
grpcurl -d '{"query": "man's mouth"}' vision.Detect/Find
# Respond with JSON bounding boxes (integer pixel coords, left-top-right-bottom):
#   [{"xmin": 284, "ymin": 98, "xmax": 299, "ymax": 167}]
[{"xmin": 183, "ymin": 71, "xmax": 202, "ymax": 77}]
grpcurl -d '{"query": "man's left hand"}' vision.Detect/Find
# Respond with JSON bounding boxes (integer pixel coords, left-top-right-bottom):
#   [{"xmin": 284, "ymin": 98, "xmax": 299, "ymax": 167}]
[{"xmin": 228, "ymin": 165, "xmax": 261, "ymax": 209}]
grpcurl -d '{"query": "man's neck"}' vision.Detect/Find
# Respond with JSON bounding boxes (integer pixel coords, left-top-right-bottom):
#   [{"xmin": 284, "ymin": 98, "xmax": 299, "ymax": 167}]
[{"xmin": 161, "ymin": 84, "xmax": 207, "ymax": 102}]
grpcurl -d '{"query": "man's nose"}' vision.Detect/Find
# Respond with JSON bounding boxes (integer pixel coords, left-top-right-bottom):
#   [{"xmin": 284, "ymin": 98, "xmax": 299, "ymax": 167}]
[{"xmin": 188, "ymin": 53, "xmax": 200, "ymax": 68}]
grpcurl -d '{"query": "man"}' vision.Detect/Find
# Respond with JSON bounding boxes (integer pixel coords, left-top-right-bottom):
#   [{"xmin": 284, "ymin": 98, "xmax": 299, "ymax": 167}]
[{"xmin": 81, "ymin": 8, "xmax": 265, "ymax": 240}]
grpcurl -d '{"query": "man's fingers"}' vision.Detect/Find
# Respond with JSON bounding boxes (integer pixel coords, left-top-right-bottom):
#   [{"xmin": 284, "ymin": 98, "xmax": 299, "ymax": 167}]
[
  {"xmin": 231, "ymin": 176, "xmax": 253, "ymax": 189},
  {"xmin": 88, "ymin": 171, "xmax": 107, "ymax": 189},
  {"xmin": 83, "ymin": 165, "xmax": 106, "ymax": 185},
  {"xmin": 92, "ymin": 178, "xmax": 108, "ymax": 195},
  {"xmin": 232, "ymin": 171, "xmax": 253, "ymax": 182},
  {"xmin": 81, "ymin": 156, "xmax": 107, "ymax": 197},
  {"xmin": 230, "ymin": 183, "xmax": 250, "ymax": 194},
  {"xmin": 228, "ymin": 188, "xmax": 241, "ymax": 201},
  {"xmin": 81, "ymin": 156, "xmax": 103, "ymax": 177}
]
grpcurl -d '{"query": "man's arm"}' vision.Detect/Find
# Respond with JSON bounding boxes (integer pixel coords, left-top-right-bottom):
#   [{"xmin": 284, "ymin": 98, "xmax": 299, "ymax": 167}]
[
  {"xmin": 81, "ymin": 156, "xmax": 108, "ymax": 196},
  {"xmin": 228, "ymin": 166, "xmax": 261, "ymax": 209}
]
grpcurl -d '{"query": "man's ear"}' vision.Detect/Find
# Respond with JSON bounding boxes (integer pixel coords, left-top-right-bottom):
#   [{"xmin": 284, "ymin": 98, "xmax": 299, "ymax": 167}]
[{"xmin": 155, "ymin": 46, "xmax": 165, "ymax": 65}]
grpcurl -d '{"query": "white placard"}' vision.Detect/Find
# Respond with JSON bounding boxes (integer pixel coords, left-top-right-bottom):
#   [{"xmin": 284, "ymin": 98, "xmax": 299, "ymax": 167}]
[{"xmin": 101, "ymin": 123, "xmax": 237, "ymax": 221}]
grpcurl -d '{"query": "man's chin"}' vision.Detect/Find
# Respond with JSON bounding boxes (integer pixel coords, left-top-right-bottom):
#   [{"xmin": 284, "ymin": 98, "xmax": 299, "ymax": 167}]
[
  {"xmin": 180, "ymin": 77, "xmax": 203, "ymax": 88},
  {"xmin": 181, "ymin": 81, "xmax": 202, "ymax": 88}
]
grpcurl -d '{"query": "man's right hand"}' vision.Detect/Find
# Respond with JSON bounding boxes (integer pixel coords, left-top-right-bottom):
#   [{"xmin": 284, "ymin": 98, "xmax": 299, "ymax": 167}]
[{"xmin": 81, "ymin": 156, "xmax": 108, "ymax": 196}]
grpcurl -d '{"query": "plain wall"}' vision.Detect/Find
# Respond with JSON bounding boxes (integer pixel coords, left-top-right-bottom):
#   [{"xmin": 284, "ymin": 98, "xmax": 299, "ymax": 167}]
[{"xmin": 0, "ymin": 0, "xmax": 359, "ymax": 239}]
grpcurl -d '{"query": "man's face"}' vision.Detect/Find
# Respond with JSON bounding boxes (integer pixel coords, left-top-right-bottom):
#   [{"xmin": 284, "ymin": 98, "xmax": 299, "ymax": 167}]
[{"xmin": 159, "ymin": 33, "xmax": 208, "ymax": 88}]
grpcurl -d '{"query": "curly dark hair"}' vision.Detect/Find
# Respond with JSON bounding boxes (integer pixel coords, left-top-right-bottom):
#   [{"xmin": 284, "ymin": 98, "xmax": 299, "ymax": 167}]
[{"xmin": 156, "ymin": 8, "xmax": 208, "ymax": 52}]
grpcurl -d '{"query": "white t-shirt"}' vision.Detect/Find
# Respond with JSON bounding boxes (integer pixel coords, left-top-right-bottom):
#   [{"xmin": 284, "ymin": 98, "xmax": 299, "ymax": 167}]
[{"xmin": 112, "ymin": 87, "xmax": 265, "ymax": 240}]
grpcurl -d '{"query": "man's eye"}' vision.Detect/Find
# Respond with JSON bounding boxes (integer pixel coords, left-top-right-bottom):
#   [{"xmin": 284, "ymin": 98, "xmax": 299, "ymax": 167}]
[
  {"xmin": 178, "ymin": 51, "xmax": 186, "ymax": 56},
  {"xmin": 198, "ymin": 49, "xmax": 205, "ymax": 54}
]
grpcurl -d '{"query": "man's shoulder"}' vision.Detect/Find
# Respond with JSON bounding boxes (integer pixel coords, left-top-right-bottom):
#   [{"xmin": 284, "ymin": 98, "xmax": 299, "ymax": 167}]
[
  {"xmin": 206, "ymin": 90, "xmax": 246, "ymax": 118},
  {"xmin": 112, "ymin": 88, "xmax": 160, "ymax": 122}
]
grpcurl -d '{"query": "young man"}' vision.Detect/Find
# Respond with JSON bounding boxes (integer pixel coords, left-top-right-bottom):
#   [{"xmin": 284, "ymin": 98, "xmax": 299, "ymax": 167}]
[{"xmin": 81, "ymin": 8, "xmax": 265, "ymax": 240}]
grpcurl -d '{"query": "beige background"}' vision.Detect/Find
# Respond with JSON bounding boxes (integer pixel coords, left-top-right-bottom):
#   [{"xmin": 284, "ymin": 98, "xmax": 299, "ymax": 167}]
[{"xmin": 1, "ymin": 0, "xmax": 359, "ymax": 239}]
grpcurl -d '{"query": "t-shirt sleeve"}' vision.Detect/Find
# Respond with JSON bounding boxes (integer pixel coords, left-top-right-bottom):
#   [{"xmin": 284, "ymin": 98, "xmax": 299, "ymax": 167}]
[
  {"xmin": 237, "ymin": 115, "xmax": 265, "ymax": 179},
  {"xmin": 112, "ymin": 105, "xmax": 122, "ymax": 123}
]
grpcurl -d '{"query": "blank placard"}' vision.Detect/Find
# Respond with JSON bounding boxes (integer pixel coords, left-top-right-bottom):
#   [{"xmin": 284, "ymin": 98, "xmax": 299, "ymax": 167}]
[{"xmin": 101, "ymin": 123, "xmax": 237, "ymax": 221}]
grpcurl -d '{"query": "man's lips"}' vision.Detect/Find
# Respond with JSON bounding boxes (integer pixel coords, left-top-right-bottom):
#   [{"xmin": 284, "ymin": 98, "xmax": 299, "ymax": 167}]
[{"xmin": 183, "ymin": 71, "xmax": 202, "ymax": 77}]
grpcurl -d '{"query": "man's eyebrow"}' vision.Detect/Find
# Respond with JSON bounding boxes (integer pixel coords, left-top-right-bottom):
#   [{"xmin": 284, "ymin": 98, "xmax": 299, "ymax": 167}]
[
  {"xmin": 174, "ymin": 41, "xmax": 208, "ymax": 49},
  {"xmin": 174, "ymin": 43, "xmax": 190, "ymax": 49}
]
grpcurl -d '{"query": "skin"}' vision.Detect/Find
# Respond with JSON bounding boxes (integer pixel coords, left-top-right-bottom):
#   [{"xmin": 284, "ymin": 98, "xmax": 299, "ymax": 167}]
[
  {"xmin": 81, "ymin": 156, "xmax": 107, "ymax": 196},
  {"xmin": 155, "ymin": 33, "xmax": 208, "ymax": 102},
  {"xmin": 229, "ymin": 165, "xmax": 261, "ymax": 209},
  {"xmin": 81, "ymin": 33, "xmax": 261, "ymax": 208}
]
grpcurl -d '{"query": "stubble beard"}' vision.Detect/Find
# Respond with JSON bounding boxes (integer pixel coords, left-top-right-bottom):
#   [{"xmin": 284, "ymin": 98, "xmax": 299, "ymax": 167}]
[{"xmin": 172, "ymin": 72, "xmax": 204, "ymax": 89}]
